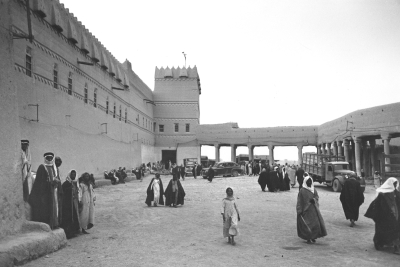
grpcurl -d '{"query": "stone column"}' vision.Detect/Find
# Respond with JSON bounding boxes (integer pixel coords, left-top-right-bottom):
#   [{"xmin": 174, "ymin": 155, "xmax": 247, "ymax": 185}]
[
  {"xmin": 322, "ymin": 143, "xmax": 326, "ymax": 155},
  {"xmin": 370, "ymin": 139, "xmax": 376, "ymax": 175},
  {"xmin": 343, "ymin": 139, "xmax": 350, "ymax": 162},
  {"xmin": 354, "ymin": 137, "xmax": 362, "ymax": 176},
  {"xmin": 215, "ymin": 144, "xmax": 220, "ymax": 162},
  {"xmin": 362, "ymin": 140, "xmax": 368, "ymax": 176},
  {"xmin": 332, "ymin": 141, "xmax": 338, "ymax": 156},
  {"xmin": 337, "ymin": 141, "xmax": 343, "ymax": 157},
  {"xmin": 350, "ymin": 140, "xmax": 356, "ymax": 171},
  {"xmin": 268, "ymin": 144, "xmax": 275, "ymax": 166},
  {"xmin": 382, "ymin": 133, "xmax": 391, "ymax": 172},
  {"xmin": 231, "ymin": 144, "xmax": 237, "ymax": 162},
  {"xmin": 248, "ymin": 145, "xmax": 254, "ymax": 161},
  {"xmin": 327, "ymin": 143, "xmax": 332, "ymax": 156},
  {"xmin": 297, "ymin": 144, "xmax": 303, "ymax": 166}
]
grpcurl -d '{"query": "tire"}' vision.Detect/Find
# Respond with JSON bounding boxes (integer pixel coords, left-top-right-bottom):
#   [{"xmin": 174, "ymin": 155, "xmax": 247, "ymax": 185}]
[
  {"xmin": 232, "ymin": 170, "xmax": 238, "ymax": 177},
  {"xmin": 332, "ymin": 179, "xmax": 342, "ymax": 192}
]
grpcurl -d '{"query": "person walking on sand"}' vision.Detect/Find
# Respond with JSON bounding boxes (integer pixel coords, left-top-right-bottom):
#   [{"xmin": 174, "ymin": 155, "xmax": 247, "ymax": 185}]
[
  {"xmin": 296, "ymin": 174, "xmax": 327, "ymax": 244},
  {"xmin": 145, "ymin": 173, "xmax": 164, "ymax": 207},
  {"xmin": 339, "ymin": 173, "xmax": 364, "ymax": 227},
  {"xmin": 164, "ymin": 174, "xmax": 186, "ymax": 207},
  {"xmin": 221, "ymin": 187, "xmax": 241, "ymax": 245},
  {"xmin": 207, "ymin": 165, "xmax": 215, "ymax": 182},
  {"xmin": 365, "ymin": 177, "xmax": 400, "ymax": 254}
]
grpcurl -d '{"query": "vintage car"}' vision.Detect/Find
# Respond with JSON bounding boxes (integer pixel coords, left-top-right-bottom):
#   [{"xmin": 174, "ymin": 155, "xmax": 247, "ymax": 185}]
[{"xmin": 202, "ymin": 161, "xmax": 244, "ymax": 178}]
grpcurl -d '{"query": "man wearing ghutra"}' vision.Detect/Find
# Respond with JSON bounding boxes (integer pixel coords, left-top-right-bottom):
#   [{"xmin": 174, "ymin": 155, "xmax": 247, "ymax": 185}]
[
  {"xmin": 296, "ymin": 174, "xmax": 327, "ymax": 244},
  {"xmin": 365, "ymin": 177, "xmax": 400, "ymax": 254},
  {"xmin": 29, "ymin": 152, "xmax": 63, "ymax": 229}
]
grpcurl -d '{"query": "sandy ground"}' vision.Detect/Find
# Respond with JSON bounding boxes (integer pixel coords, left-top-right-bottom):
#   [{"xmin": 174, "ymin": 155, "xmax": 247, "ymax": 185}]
[{"xmin": 24, "ymin": 175, "xmax": 400, "ymax": 267}]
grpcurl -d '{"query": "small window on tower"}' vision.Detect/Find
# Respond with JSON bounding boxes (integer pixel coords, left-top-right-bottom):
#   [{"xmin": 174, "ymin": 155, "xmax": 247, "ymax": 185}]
[
  {"xmin": 106, "ymin": 97, "xmax": 109, "ymax": 114},
  {"xmin": 26, "ymin": 46, "xmax": 32, "ymax": 77},
  {"xmin": 159, "ymin": 125, "xmax": 164, "ymax": 133},
  {"xmin": 53, "ymin": 63, "xmax": 58, "ymax": 89},
  {"xmin": 84, "ymin": 83, "xmax": 88, "ymax": 103},
  {"xmin": 93, "ymin": 88, "xmax": 97, "ymax": 107},
  {"xmin": 125, "ymin": 108, "xmax": 127, "ymax": 123},
  {"xmin": 68, "ymin": 72, "xmax": 73, "ymax": 95},
  {"xmin": 113, "ymin": 103, "xmax": 116, "ymax": 118},
  {"xmin": 186, "ymin": 123, "xmax": 190, "ymax": 132},
  {"xmin": 174, "ymin": 123, "xmax": 179, "ymax": 132}
]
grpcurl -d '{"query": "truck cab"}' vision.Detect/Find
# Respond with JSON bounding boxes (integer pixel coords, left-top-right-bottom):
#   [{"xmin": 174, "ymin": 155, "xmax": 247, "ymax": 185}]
[{"xmin": 324, "ymin": 162, "xmax": 355, "ymax": 192}]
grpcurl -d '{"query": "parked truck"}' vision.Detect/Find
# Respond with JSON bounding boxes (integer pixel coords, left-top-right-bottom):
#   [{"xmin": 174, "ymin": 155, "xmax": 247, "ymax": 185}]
[
  {"xmin": 382, "ymin": 153, "xmax": 400, "ymax": 182},
  {"xmin": 302, "ymin": 153, "xmax": 358, "ymax": 192}
]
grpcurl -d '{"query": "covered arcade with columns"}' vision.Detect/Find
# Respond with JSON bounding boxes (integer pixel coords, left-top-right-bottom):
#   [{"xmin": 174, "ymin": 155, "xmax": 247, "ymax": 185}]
[{"xmin": 190, "ymin": 102, "xmax": 400, "ymax": 178}]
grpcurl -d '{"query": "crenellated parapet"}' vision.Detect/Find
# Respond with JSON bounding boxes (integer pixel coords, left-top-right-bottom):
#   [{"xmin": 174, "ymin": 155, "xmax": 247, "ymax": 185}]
[
  {"xmin": 27, "ymin": 0, "xmax": 130, "ymax": 89},
  {"xmin": 155, "ymin": 66, "xmax": 200, "ymax": 79}
]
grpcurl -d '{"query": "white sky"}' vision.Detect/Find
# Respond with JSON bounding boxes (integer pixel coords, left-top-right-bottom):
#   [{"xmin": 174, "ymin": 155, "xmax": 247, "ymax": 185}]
[{"xmin": 62, "ymin": 0, "xmax": 400, "ymax": 161}]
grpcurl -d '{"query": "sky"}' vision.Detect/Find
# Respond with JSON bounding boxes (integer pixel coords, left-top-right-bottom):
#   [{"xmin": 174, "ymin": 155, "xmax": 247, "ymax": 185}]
[{"xmin": 61, "ymin": 0, "xmax": 400, "ymax": 161}]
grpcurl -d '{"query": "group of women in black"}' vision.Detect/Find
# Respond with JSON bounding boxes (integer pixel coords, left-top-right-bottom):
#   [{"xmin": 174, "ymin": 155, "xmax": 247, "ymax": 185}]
[
  {"xmin": 258, "ymin": 165, "xmax": 291, "ymax": 192},
  {"xmin": 145, "ymin": 164, "xmax": 186, "ymax": 208}
]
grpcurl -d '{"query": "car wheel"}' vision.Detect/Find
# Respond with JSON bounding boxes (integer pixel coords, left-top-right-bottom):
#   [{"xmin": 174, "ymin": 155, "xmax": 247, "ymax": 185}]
[
  {"xmin": 332, "ymin": 179, "xmax": 342, "ymax": 192},
  {"xmin": 232, "ymin": 171, "xmax": 238, "ymax": 177}
]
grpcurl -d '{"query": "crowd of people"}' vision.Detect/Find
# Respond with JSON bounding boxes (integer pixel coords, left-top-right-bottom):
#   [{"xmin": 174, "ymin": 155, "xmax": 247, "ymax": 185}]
[
  {"xmin": 20, "ymin": 138, "xmax": 400, "ymax": 254},
  {"xmin": 21, "ymin": 140, "xmax": 96, "ymax": 239},
  {"xmin": 257, "ymin": 164, "xmax": 302, "ymax": 192}
]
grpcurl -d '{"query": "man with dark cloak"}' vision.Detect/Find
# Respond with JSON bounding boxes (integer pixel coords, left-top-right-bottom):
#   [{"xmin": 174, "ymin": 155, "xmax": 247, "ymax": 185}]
[
  {"xmin": 258, "ymin": 168, "xmax": 268, "ymax": 191},
  {"xmin": 61, "ymin": 169, "xmax": 81, "ymax": 238},
  {"xmin": 29, "ymin": 152, "xmax": 63, "ymax": 229},
  {"xmin": 165, "ymin": 175, "xmax": 186, "ymax": 207},
  {"xmin": 145, "ymin": 173, "xmax": 164, "ymax": 206},
  {"xmin": 365, "ymin": 177, "xmax": 400, "ymax": 253},
  {"xmin": 339, "ymin": 173, "xmax": 364, "ymax": 227}
]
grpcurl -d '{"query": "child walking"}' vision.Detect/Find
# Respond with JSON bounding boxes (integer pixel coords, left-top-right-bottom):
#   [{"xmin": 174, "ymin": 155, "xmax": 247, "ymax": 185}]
[{"xmin": 221, "ymin": 187, "xmax": 241, "ymax": 245}]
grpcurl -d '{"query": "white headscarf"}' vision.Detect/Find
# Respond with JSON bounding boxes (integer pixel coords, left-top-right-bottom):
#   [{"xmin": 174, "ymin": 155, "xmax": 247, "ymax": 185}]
[
  {"xmin": 66, "ymin": 169, "xmax": 77, "ymax": 183},
  {"xmin": 375, "ymin": 177, "xmax": 399, "ymax": 198},
  {"xmin": 302, "ymin": 175, "xmax": 315, "ymax": 194}
]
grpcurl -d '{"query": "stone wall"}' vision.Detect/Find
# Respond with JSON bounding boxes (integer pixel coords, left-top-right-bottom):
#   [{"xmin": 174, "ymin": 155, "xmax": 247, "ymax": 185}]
[
  {"xmin": 9, "ymin": 0, "xmax": 155, "ymax": 177},
  {"xmin": 0, "ymin": 0, "xmax": 25, "ymax": 239}
]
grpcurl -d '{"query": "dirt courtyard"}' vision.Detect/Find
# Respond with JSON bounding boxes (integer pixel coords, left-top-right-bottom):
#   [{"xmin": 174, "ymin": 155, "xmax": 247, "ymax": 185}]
[{"xmin": 25, "ymin": 175, "xmax": 400, "ymax": 267}]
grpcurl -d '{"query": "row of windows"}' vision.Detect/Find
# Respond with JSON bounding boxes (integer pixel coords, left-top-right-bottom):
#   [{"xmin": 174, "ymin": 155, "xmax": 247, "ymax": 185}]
[
  {"xmin": 24, "ymin": 46, "xmax": 154, "ymax": 131},
  {"xmin": 158, "ymin": 123, "xmax": 190, "ymax": 133}
]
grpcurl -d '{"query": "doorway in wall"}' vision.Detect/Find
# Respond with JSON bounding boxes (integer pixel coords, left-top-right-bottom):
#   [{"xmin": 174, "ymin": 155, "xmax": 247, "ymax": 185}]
[{"xmin": 162, "ymin": 150, "xmax": 177, "ymax": 170}]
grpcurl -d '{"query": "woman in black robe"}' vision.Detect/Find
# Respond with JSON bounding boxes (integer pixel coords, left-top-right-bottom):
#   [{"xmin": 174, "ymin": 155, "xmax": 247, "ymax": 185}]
[
  {"xmin": 267, "ymin": 167, "xmax": 279, "ymax": 192},
  {"xmin": 180, "ymin": 164, "xmax": 186, "ymax": 180},
  {"xmin": 207, "ymin": 165, "xmax": 215, "ymax": 182},
  {"xmin": 282, "ymin": 167, "xmax": 291, "ymax": 191},
  {"xmin": 340, "ymin": 173, "xmax": 364, "ymax": 227},
  {"xmin": 61, "ymin": 170, "xmax": 81, "ymax": 238},
  {"xmin": 164, "ymin": 175, "xmax": 186, "ymax": 207},
  {"xmin": 258, "ymin": 168, "xmax": 268, "ymax": 191},
  {"xmin": 145, "ymin": 173, "xmax": 164, "ymax": 207},
  {"xmin": 365, "ymin": 177, "xmax": 400, "ymax": 253}
]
